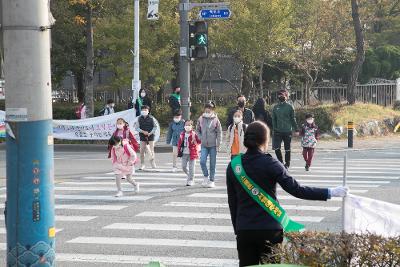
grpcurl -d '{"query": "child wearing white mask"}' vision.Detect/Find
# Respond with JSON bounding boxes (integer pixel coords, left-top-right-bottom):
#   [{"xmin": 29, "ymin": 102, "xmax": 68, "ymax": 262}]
[
  {"xmin": 226, "ymin": 110, "xmax": 247, "ymax": 159},
  {"xmin": 135, "ymin": 105, "xmax": 159, "ymax": 170},
  {"xmin": 300, "ymin": 113, "xmax": 320, "ymax": 171},
  {"xmin": 108, "ymin": 118, "xmax": 139, "ymax": 159},
  {"xmin": 109, "ymin": 136, "xmax": 139, "ymax": 197},
  {"xmin": 166, "ymin": 111, "xmax": 185, "ymax": 172},
  {"xmin": 177, "ymin": 120, "xmax": 201, "ymax": 186}
]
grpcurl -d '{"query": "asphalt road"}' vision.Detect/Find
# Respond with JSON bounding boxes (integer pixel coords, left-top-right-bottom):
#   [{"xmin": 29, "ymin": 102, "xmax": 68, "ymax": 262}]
[{"xmin": 0, "ymin": 147, "xmax": 399, "ymax": 266}]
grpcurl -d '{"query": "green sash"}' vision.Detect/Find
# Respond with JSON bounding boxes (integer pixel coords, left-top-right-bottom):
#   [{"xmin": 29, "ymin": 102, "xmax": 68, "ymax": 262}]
[
  {"xmin": 171, "ymin": 93, "xmax": 181, "ymax": 102},
  {"xmin": 231, "ymin": 155, "xmax": 305, "ymax": 232},
  {"xmin": 137, "ymin": 97, "xmax": 143, "ymax": 111}
]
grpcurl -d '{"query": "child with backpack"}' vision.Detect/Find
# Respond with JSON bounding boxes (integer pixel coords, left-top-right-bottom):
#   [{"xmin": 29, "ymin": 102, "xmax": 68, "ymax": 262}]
[
  {"xmin": 109, "ymin": 136, "xmax": 139, "ymax": 197},
  {"xmin": 226, "ymin": 110, "xmax": 247, "ymax": 159},
  {"xmin": 100, "ymin": 99, "xmax": 115, "ymax": 116},
  {"xmin": 75, "ymin": 102, "xmax": 86, "ymax": 119},
  {"xmin": 196, "ymin": 102, "xmax": 222, "ymax": 188},
  {"xmin": 166, "ymin": 111, "xmax": 185, "ymax": 172},
  {"xmin": 177, "ymin": 120, "xmax": 201, "ymax": 186},
  {"xmin": 300, "ymin": 113, "xmax": 320, "ymax": 171},
  {"xmin": 108, "ymin": 118, "xmax": 140, "ymax": 159}
]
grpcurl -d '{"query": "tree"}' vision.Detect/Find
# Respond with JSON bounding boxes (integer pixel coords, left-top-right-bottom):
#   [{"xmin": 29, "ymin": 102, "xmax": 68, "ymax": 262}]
[{"xmin": 347, "ymin": 0, "xmax": 365, "ymax": 105}]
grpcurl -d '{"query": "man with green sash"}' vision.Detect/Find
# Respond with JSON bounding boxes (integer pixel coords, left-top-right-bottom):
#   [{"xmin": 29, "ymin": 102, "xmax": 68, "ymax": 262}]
[
  {"xmin": 168, "ymin": 87, "xmax": 181, "ymax": 115},
  {"xmin": 226, "ymin": 121, "xmax": 348, "ymax": 267}
]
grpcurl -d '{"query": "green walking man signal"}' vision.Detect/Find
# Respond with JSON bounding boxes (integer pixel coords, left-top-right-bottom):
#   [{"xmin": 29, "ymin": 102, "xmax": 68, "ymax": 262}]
[{"xmin": 189, "ymin": 21, "xmax": 208, "ymax": 59}]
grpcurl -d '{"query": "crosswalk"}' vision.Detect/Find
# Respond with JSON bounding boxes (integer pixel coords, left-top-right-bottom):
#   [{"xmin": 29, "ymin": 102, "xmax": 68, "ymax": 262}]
[{"xmin": 0, "ymin": 153, "xmax": 399, "ymax": 266}]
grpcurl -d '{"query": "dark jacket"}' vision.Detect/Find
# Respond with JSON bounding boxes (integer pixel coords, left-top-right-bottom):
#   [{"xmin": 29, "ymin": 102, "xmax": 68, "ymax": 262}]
[
  {"xmin": 254, "ymin": 110, "xmax": 272, "ymax": 130},
  {"xmin": 136, "ymin": 115, "xmax": 156, "ymax": 141},
  {"xmin": 135, "ymin": 96, "xmax": 152, "ymax": 117},
  {"xmin": 168, "ymin": 94, "xmax": 181, "ymax": 115},
  {"xmin": 272, "ymin": 102, "xmax": 298, "ymax": 133},
  {"xmin": 226, "ymin": 149, "xmax": 329, "ymax": 234},
  {"xmin": 226, "ymin": 107, "xmax": 255, "ymax": 128}
]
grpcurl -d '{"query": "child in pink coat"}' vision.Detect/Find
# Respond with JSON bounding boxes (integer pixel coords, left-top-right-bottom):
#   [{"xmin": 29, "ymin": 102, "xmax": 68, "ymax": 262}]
[{"xmin": 109, "ymin": 135, "xmax": 139, "ymax": 197}]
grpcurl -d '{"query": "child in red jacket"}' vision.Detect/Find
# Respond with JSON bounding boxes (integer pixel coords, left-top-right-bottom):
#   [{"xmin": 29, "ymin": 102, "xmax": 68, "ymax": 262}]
[
  {"xmin": 108, "ymin": 118, "xmax": 139, "ymax": 158},
  {"xmin": 177, "ymin": 120, "xmax": 201, "ymax": 186}
]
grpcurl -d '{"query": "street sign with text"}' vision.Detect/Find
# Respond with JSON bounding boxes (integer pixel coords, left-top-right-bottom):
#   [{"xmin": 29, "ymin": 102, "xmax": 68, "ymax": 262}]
[{"xmin": 199, "ymin": 9, "xmax": 231, "ymax": 19}]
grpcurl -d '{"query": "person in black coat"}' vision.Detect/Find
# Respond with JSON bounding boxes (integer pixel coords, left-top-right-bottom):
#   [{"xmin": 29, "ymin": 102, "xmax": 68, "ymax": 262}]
[
  {"xmin": 168, "ymin": 87, "xmax": 181, "ymax": 115},
  {"xmin": 226, "ymin": 121, "xmax": 348, "ymax": 267},
  {"xmin": 226, "ymin": 95, "xmax": 255, "ymax": 128},
  {"xmin": 252, "ymin": 97, "xmax": 272, "ymax": 130},
  {"xmin": 134, "ymin": 89, "xmax": 152, "ymax": 117}
]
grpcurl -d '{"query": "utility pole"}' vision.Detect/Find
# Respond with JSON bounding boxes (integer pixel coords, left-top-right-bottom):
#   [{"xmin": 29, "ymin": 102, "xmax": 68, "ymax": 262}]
[
  {"xmin": 179, "ymin": 0, "xmax": 191, "ymax": 120},
  {"xmin": 132, "ymin": 0, "xmax": 141, "ymax": 107},
  {"xmin": 3, "ymin": 0, "xmax": 55, "ymax": 265}
]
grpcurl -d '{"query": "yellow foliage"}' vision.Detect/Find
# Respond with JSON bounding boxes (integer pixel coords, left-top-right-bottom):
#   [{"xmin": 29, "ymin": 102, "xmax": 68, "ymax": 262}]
[{"xmin": 74, "ymin": 15, "xmax": 86, "ymax": 25}]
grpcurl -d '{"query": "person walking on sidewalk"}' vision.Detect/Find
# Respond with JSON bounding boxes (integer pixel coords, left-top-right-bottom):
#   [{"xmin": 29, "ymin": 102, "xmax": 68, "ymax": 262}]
[
  {"xmin": 166, "ymin": 111, "xmax": 185, "ymax": 172},
  {"xmin": 134, "ymin": 89, "xmax": 152, "ymax": 117},
  {"xmin": 100, "ymin": 99, "xmax": 115, "ymax": 116},
  {"xmin": 196, "ymin": 102, "xmax": 222, "ymax": 188},
  {"xmin": 226, "ymin": 95, "xmax": 255, "ymax": 128},
  {"xmin": 226, "ymin": 121, "xmax": 348, "ymax": 267},
  {"xmin": 300, "ymin": 113, "xmax": 320, "ymax": 171},
  {"xmin": 109, "ymin": 136, "xmax": 139, "ymax": 197},
  {"xmin": 168, "ymin": 87, "xmax": 181, "ymax": 115},
  {"xmin": 271, "ymin": 89, "xmax": 299, "ymax": 169},
  {"xmin": 177, "ymin": 120, "xmax": 201, "ymax": 186},
  {"xmin": 135, "ymin": 105, "xmax": 159, "ymax": 170},
  {"xmin": 226, "ymin": 110, "xmax": 247, "ymax": 159}
]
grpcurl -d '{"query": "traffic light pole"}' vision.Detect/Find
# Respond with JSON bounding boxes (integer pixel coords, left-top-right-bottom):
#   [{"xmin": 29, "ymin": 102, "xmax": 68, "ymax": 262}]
[
  {"xmin": 3, "ymin": 0, "xmax": 56, "ymax": 265},
  {"xmin": 132, "ymin": 0, "xmax": 141, "ymax": 106},
  {"xmin": 179, "ymin": 0, "xmax": 191, "ymax": 120}
]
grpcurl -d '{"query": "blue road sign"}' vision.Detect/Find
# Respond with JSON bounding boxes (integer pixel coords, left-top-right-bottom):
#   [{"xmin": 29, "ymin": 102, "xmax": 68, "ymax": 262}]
[{"xmin": 200, "ymin": 9, "xmax": 231, "ymax": 19}]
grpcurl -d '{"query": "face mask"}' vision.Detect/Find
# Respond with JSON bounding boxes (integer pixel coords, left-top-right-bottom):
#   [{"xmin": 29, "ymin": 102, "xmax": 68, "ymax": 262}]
[
  {"xmin": 173, "ymin": 117, "xmax": 181, "ymax": 123},
  {"xmin": 237, "ymin": 101, "xmax": 245, "ymax": 108},
  {"xmin": 117, "ymin": 124, "xmax": 124, "ymax": 130},
  {"xmin": 140, "ymin": 93, "xmax": 146, "ymax": 98},
  {"xmin": 184, "ymin": 126, "xmax": 192, "ymax": 132},
  {"xmin": 278, "ymin": 96, "xmax": 286, "ymax": 102},
  {"xmin": 307, "ymin": 119, "xmax": 314, "ymax": 124},
  {"xmin": 141, "ymin": 110, "xmax": 149, "ymax": 116},
  {"xmin": 233, "ymin": 117, "xmax": 242, "ymax": 124}
]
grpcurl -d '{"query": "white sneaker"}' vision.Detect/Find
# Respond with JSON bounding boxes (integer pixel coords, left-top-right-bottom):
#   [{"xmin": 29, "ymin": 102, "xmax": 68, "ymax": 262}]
[
  {"xmin": 139, "ymin": 165, "xmax": 146, "ymax": 171},
  {"xmin": 186, "ymin": 180, "xmax": 194, "ymax": 186},
  {"xmin": 151, "ymin": 160, "xmax": 157, "ymax": 169},
  {"xmin": 207, "ymin": 182, "xmax": 215, "ymax": 188},
  {"xmin": 202, "ymin": 177, "xmax": 209, "ymax": 187},
  {"xmin": 134, "ymin": 183, "xmax": 140, "ymax": 193},
  {"xmin": 115, "ymin": 191, "xmax": 123, "ymax": 197},
  {"xmin": 172, "ymin": 167, "xmax": 177, "ymax": 173}
]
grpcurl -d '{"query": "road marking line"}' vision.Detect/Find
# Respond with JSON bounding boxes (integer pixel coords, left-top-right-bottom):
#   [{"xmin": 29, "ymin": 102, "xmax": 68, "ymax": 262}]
[
  {"xmin": 136, "ymin": 211, "xmax": 324, "ymax": 222},
  {"xmin": 187, "ymin": 193, "xmax": 343, "ymax": 201},
  {"xmin": 0, "ymin": 203, "xmax": 127, "ymax": 211},
  {"xmin": 55, "ymin": 194, "xmax": 151, "ymax": 201},
  {"xmin": 67, "ymin": 236, "xmax": 237, "ymax": 249},
  {"xmin": 293, "ymin": 179, "xmax": 389, "ymax": 184},
  {"xmin": 288, "ymin": 174, "xmax": 399, "ymax": 180},
  {"xmin": 290, "ymin": 166, "xmax": 400, "ymax": 170},
  {"xmin": 103, "ymin": 223, "xmax": 234, "ymax": 233},
  {"xmin": 83, "ymin": 176, "xmax": 188, "ymax": 182},
  {"xmin": 164, "ymin": 202, "xmax": 340, "ymax": 211},
  {"xmin": 61, "ymin": 181, "xmax": 180, "ymax": 186},
  {"xmin": 0, "ymin": 215, "xmax": 97, "ymax": 222},
  {"xmin": 54, "ymin": 186, "xmax": 175, "ymax": 193}
]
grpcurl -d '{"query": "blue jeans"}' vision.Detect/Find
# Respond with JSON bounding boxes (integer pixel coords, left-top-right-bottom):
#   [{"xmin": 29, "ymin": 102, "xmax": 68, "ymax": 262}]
[{"xmin": 200, "ymin": 146, "xmax": 217, "ymax": 181}]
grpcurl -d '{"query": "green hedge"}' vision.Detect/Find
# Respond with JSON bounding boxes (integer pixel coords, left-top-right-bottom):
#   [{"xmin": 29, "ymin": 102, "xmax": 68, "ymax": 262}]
[{"xmin": 275, "ymin": 231, "xmax": 400, "ymax": 266}]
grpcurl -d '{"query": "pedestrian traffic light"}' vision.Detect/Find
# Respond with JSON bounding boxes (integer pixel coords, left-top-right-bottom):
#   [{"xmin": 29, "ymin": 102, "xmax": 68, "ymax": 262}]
[{"xmin": 189, "ymin": 21, "xmax": 208, "ymax": 59}]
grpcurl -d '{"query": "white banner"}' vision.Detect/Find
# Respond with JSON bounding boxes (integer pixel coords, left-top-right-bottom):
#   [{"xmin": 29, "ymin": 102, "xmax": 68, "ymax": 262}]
[
  {"xmin": 147, "ymin": 0, "xmax": 159, "ymax": 20},
  {"xmin": 0, "ymin": 109, "xmax": 160, "ymax": 141},
  {"xmin": 344, "ymin": 194, "xmax": 400, "ymax": 238}
]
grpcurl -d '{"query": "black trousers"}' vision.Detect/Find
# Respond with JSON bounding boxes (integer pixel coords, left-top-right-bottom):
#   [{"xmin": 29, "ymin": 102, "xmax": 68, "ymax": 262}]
[
  {"xmin": 272, "ymin": 132, "xmax": 292, "ymax": 166},
  {"xmin": 236, "ymin": 229, "xmax": 283, "ymax": 267}
]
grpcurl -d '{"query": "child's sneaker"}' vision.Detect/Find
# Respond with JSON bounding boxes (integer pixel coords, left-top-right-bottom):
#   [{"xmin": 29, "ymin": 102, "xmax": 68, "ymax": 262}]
[
  {"xmin": 207, "ymin": 181, "xmax": 215, "ymax": 188},
  {"xmin": 201, "ymin": 177, "xmax": 209, "ymax": 187},
  {"xmin": 305, "ymin": 164, "xmax": 310, "ymax": 171},
  {"xmin": 134, "ymin": 183, "xmax": 140, "ymax": 193},
  {"xmin": 172, "ymin": 167, "xmax": 177, "ymax": 173},
  {"xmin": 186, "ymin": 180, "xmax": 194, "ymax": 186},
  {"xmin": 139, "ymin": 165, "xmax": 146, "ymax": 171},
  {"xmin": 115, "ymin": 191, "xmax": 123, "ymax": 197}
]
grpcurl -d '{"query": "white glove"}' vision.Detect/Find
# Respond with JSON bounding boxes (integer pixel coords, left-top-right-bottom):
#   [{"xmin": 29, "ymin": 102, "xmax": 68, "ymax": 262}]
[{"xmin": 329, "ymin": 186, "xmax": 349, "ymax": 197}]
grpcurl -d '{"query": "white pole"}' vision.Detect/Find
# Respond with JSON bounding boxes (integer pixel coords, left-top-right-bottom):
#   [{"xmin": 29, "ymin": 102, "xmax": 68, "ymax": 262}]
[
  {"xmin": 342, "ymin": 151, "xmax": 348, "ymax": 232},
  {"xmin": 132, "ymin": 0, "xmax": 140, "ymax": 105}
]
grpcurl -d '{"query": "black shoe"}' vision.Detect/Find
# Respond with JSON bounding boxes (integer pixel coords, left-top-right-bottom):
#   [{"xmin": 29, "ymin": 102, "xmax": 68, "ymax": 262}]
[{"xmin": 305, "ymin": 165, "xmax": 309, "ymax": 171}]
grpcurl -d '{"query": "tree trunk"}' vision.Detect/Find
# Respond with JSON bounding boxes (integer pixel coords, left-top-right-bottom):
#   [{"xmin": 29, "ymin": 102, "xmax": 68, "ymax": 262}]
[
  {"xmin": 76, "ymin": 71, "xmax": 85, "ymax": 102},
  {"xmin": 84, "ymin": 5, "xmax": 95, "ymax": 117},
  {"xmin": 259, "ymin": 60, "xmax": 264, "ymax": 98},
  {"xmin": 347, "ymin": 0, "xmax": 365, "ymax": 105},
  {"xmin": 241, "ymin": 64, "xmax": 252, "ymax": 98}
]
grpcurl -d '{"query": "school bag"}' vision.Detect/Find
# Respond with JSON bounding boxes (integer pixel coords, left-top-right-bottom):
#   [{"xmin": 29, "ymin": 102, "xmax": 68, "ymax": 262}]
[{"xmin": 98, "ymin": 106, "xmax": 110, "ymax": 116}]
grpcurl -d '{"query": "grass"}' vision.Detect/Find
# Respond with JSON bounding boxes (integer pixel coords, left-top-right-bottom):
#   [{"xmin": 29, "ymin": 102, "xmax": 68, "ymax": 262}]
[{"xmin": 332, "ymin": 103, "xmax": 400, "ymax": 126}]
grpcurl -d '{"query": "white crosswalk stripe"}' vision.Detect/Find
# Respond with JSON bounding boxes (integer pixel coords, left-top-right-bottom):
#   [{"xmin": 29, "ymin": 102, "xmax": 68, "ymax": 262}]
[{"xmin": 1, "ymin": 154, "xmax": 398, "ymax": 266}]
